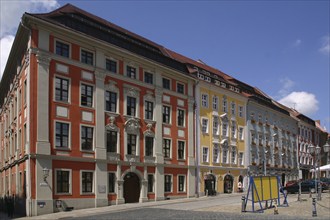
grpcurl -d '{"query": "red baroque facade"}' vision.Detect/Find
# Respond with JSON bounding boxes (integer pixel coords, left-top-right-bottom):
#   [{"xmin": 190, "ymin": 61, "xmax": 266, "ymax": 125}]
[{"xmin": 0, "ymin": 4, "xmax": 196, "ymax": 216}]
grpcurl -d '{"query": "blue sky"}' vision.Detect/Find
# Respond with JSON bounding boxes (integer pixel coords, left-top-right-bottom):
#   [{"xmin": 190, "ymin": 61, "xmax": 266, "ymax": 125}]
[{"xmin": 1, "ymin": 0, "xmax": 329, "ymax": 130}]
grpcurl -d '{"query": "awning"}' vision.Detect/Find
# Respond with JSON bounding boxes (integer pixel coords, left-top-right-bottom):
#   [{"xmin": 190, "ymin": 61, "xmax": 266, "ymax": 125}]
[{"xmin": 310, "ymin": 164, "xmax": 330, "ymax": 172}]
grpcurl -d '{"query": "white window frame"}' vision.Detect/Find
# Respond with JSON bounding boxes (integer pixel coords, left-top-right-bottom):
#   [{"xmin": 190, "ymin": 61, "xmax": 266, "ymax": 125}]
[
  {"xmin": 105, "ymin": 57, "xmax": 118, "ymax": 74},
  {"xmin": 177, "ymin": 140, "xmax": 186, "ymax": 160},
  {"xmin": 213, "ymin": 144, "xmax": 220, "ymax": 163},
  {"xmin": 177, "ymin": 175, "xmax": 186, "ymax": 193},
  {"xmin": 202, "ymin": 146, "xmax": 209, "ymax": 163},
  {"xmin": 124, "ymin": 85, "xmax": 140, "ymax": 118},
  {"xmin": 80, "ymin": 124, "xmax": 95, "ymax": 152},
  {"xmin": 201, "ymin": 93, "xmax": 208, "ymax": 108},
  {"xmin": 222, "ymin": 123, "xmax": 228, "ymax": 137},
  {"xmin": 231, "ymin": 120, "xmax": 236, "ymax": 139},
  {"xmin": 213, "ymin": 116, "xmax": 219, "ymax": 135},
  {"xmin": 80, "ymin": 48, "xmax": 95, "ymax": 66},
  {"xmin": 106, "ymin": 127, "xmax": 119, "ymax": 153},
  {"xmin": 222, "ymin": 147, "xmax": 228, "ymax": 164},
  {"xmin": 238, "ymin": 127, "xmax": 244, "ymax": 141},
  {"xmin": 162, "ymin": 77, "xmax": 171, "ymax": 90},
  {"xmin": 80, "ymin": 170, "xmax": 94, "ymax": 195},
  {"xmin": 212, "ymin": 95, "xmax": 218, "ymax": 110},
  {"xmin": 176, "ymin": 81, "xmax": 185, "ymax": 94},
  {"xmin": 55, "ymin": 39, "xmax": 71, "ymax": 58},
  {"xmin": 105, "ymin": 90, "xmax": 119, "ymax": 113},
  {"xmin": 54, "ymin": 120, "xmax": 71, "ymax": 150},
  {"xmin": 108, "ymin": 172, "xmax": 116, "ymax": 194},
  {"xmin": 80, "ymin": 82, "xmax": 95, "ymax": 108},
  {"xmin": 54, "ymin": 75, "xmax": 71, "ymax": 104},
  {"xmin": 162, "ymin": 105, "xmax": 171, "ymax": 124},
  {"xmin": 55, "ymin": 169, "xmax": 72, "ymax": 195},
  {"xmin": 164, "ymin": 174, "xmax": 173, "ymax": 193},
  {"xmin": 126, "ymin": 64, "xmax": 137, "ymax": 79},
  {"xmin": 231, "ymin": 101, "xmax": 236, "ymax": 115},
  {"xmin": 201, "ymin": 118, "xmax": 209, "ymax": 134},
  {"xmin": 231, "ymin": 147, "xmax": 237, "ymax": 164},
  {"xmin": 238, "ymin": 106, "xmax": 244, "ymax": 118},
  {"xmin": 163, "ymin": 138, "xmax": 172, "ymax": 159},
  {"xmin": 239, "ymin": 152, "xmax": 244, "ymax": 166},
  {"xmin": 144, "ymin": 71, "xmax": 154, "ymax": 85},
  {"xmin": 222, "ymin": 96, "xmax": 227, "ymax": 113},
  {"xmin": 177, "ymin": 108, "xmax": 185, "ymax": 127}
]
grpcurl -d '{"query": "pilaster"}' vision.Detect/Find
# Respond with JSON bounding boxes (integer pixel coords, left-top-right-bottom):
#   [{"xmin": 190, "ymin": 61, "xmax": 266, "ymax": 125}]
[{"xmin": 36, "ymin": 52, "xmax": 51, "ymax": 155}]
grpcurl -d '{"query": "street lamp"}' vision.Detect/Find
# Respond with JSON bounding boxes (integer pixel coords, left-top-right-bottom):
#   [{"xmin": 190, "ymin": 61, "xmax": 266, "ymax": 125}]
[
  {"xmin": 323, "ymin": 140, "xmax": 330, "ymax": 178},
  {"xmin": 308, "ymin": 144, "xmax": 321, "ymax": 201}
]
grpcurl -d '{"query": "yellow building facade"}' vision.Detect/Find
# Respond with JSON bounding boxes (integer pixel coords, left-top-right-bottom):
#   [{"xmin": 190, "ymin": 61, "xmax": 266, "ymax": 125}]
[{"xmin": 196, "ymin": 71, "xmax": 248, "ymax": 195}]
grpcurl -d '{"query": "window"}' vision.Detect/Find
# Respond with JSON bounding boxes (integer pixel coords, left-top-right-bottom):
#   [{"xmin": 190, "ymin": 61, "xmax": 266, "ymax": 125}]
[
  {"xmin": 56, "ymin": 170, "xmax": 70, "ymax": 193},
  {"xmin": 145, "ymin": 136, "xmax": 154, "ymax": 156},
  {"xmin": 108, "ymin": 173, "xmax": 115, "ymax": 193},
  {"xmin": 81, "ymin": 84, "xmax": 93, "ymax": 107},
  {"xmin": 239, "ymin": 127, "xmax": 244, "ymax": 140},
  {"xmin": 55, "ymin": 77, "xmax": 69, "ymax": 102},
  {"xmin": 145, "ymin": 101, "xmax": 153, "ymax": 120},
  {"xmin": 148, "ymin": 174, "xmax": 154, "ymax": 192},
  {"xmin": 81, "ymin": 49, "xmax": 93, "ymax": 65},
  {"xmin": 177, "ymin": 109, "xmax": 185, "ymax": 127},
  {"xmin": 212, "ymin": 96, "xmax": 218, "ymax": 110},
  {"xmin": 222, "ymin": 97, "xmax": 227, "ymax": 112},
  {"xmin": 106, "ymin": 130, "xmax": 117, "ymax": 153},
  {"xmin": 231, "ymin": 121, "xmax": 236, "ymax": 138},
  {"xmin": 213, "ymin": 116, "xmax": 219, "ymax": 135},
  {"xmin": 162, "ymin": 106, "xmax": 171, "ymax": 124},
  {"xmin": 144, "ymin": 72, "xmax": 153, "ymax": 84},
  {"xmin": 231, "ymin": 102, "xmax": 236, "ymax": 115},
  {"xmin": 162, "ymin": 78, "xmax": 170, "ymax": 90},
  {"xmin": 202, "ymin": 147, "xmax": 209, "ymax": 162},
  {"xmin": 258, "ymin": 134, "xmax": 263, "ymax": 145},
  {"xmin": 81, "ymin": 126, "xmax": 93, "ymax": 151},
  {"xmin": 178, "ymin": 175, "xmax": 185, "ymax": 192},
  {"xmin": 126, "ymin": 66, "xmax": 136, "ymax": 79},
  {"xmin": 81, "ymin": 171, "xmax": 93, "ymax": 193},
  {"xmin": 239, "ymin": 106, "xmax": 244, "ymax": 117},
  {"xmin": 163, "ymin": 139, "xmax": 171, "ymax": 158},
  {"xmin": 222, "ymin": 147, "xmax": 228, "ymax": 163},
  {"xmin": 106, "ymin": 59, "xmax": 117, "ymax": 73},
  {"xmin": 222, "ymin": 123, "xmax": 228, "ymax": 136},
  {"xmin": 56, "ymin": 41, "xmax": 69, "ymax": 57},
  {"xmin": 239, "ymin": 152, "xmax": 244, "ymax": 166},
  {"xmin": 24, "ymin": 80, "xmax": 27, "ymax": 104},
  {"xmin": 202, "ymin": 118, "xmax": 208, "ymax": 133},
  {"xmin": 231, "ymin": 148, "xmax": 237, "ymax": 164},
  {"xmin": 177, "ymin": 83, "xmax": 184, "ymax": 94},
  {"xmin": 105, "ymin": 91, "xmax": 117, "ymax": 112},
  {"xmin": 201, "ymin": 94, "xmax": 208, "ymax": 108},
  {"xmin": 127, "ymin": 134, "xmax": 137, "ymax": 155},
  {"xmin": 213, "ymin": 144, "xmax": 219, "ymax": 163},
  {"xmin": 55, "ymin": 122, "xmax": 69, "ymax": 148},
  {"xmin": 178, "ymin": 141, "xmax": 185, "ymax": 160},
  {"xmin": 164, "ymin": 175, "xmax": 172, "ymax": 192},
  {"xmin": 127, "ymin": 96, "xmax": 136, "ymax": 116}
]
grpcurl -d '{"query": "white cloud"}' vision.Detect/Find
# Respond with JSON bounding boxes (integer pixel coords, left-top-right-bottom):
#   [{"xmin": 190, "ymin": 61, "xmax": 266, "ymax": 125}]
[
  {"xmin": 0, "ymin": 35, "xmax": 15, "ymax": 79},
  {"xmin": 0, "ymin": 0, "xmax": 59, "ymax": 79},
  {"xmin": 278, "ymin": 91, "xmax": 319, "ymax": 116},
  {"xmin": 319, "ymin": 35, "xmax": 330, "ymax": 55},
  {"xmin": 278, "ymin": 77, "xmax": 295, "ymax": 97}
]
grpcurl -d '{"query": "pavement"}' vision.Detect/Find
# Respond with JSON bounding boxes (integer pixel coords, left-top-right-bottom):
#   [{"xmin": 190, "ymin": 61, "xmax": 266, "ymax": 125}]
[{"xmin": 0, "ymin": 192, "xmax": 329, "ymax": 219}]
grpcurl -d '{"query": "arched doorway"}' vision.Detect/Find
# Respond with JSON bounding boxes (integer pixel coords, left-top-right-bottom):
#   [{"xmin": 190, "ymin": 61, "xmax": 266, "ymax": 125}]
[
  {"xmin": 204, "ymin": 174, "xmax": 216, "ymax": 196},
  {"xmin": 238, "ymin": 175, "xmax": 244, "ymax": 192},
  {"xmin": 123, "ymin": 172, "xmax": 140, "ymax": 203},
  {"xmin": 224, "ymin": 174, "xmax": 233, "ymax": 193}
]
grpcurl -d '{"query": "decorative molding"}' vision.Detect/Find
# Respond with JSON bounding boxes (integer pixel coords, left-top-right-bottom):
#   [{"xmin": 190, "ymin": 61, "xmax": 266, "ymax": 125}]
[
  {"xmin": 124, "ymin": 117, "xmax": 140, "ymax": 134},
  {"xmin": 36, "ymin": 52, "xmax": 51, "ymax": 66}
]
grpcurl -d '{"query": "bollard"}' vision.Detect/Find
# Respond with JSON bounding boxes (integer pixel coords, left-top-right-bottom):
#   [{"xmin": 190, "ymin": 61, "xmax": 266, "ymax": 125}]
[
  {"xmin": 312, "ymin": 198, "xmax": 317, "ymax": 217},
  {"xmin": 274, "ymin": 199, "xmax": 279, "ymax": 215},
  {"xmin": 241, "ymin": 195, "xmax": 246, "ymax": 212}
]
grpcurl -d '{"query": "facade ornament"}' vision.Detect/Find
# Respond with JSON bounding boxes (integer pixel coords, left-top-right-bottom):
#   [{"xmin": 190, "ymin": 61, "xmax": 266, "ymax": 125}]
[
  {"xmin": 125, "ymin": 118, "xmax": 140, "ymax": 134},
  {"xmin": 36, "ymin": 51, "xmax": 51, "ymax": 66},
  {"xmin": 144, "ymin": 92, "xmax": 154, "ymax": 101},
  {"xmin": 127, "ymin": 87, "xmax": 138, "ymax": 98},
  {"xmin": 105, "ymin": 115, "xmax": 118, "ymax": 131},
  {"xmin": 144, "ymin": 123, "xmax": 154, "ymax": 137},
  {"xmin": 95, "ymin": 71, "xmax": 106, "ymax": 81},
  {"xmin": 105, "ymin": 81, "xmax": 118, "ymax": 92}
]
